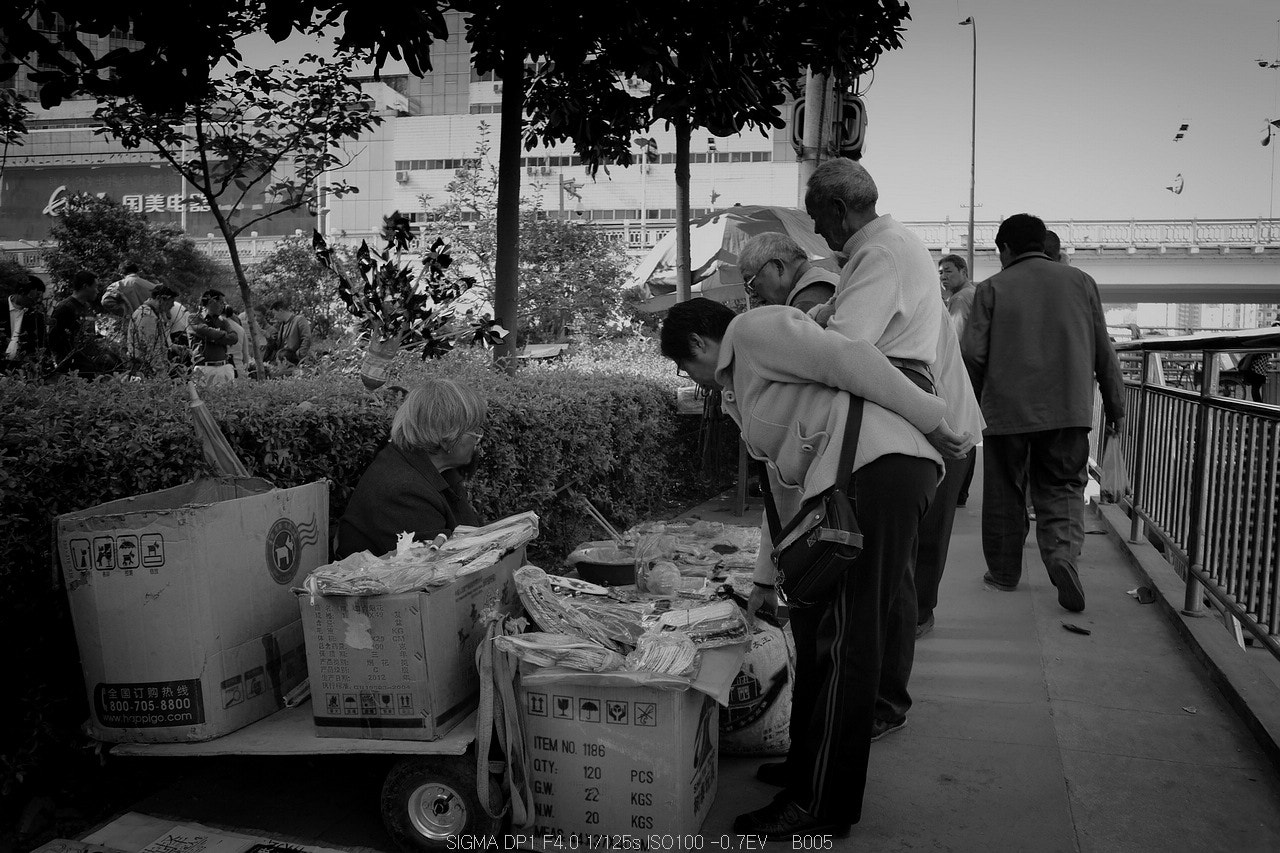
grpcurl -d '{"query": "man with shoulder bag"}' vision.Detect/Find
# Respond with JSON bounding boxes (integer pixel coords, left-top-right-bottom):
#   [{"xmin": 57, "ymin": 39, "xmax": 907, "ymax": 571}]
[{"xmin": 660, "ymin": 298, "xmax": 971, "ymax": 841}]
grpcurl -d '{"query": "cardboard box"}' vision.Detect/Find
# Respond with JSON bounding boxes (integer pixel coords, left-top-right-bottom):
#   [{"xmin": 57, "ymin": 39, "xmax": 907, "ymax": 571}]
[
  {"xmin": 57, "ymin": 478, "xmax": 327, "ymax": 743},
  {"xmin": 298, "ymin": 547, "xmax": 521, "ymax": 740},
  {"xmin": 520, "ymin": 680, "xmax": 719, "ymax": 842}
]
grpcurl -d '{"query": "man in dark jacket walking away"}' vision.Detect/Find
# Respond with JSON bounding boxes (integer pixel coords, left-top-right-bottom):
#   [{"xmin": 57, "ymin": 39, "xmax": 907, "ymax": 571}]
[{"xmin": 962, "ymin": 213, "xmax": 1125, "ymax": 613}]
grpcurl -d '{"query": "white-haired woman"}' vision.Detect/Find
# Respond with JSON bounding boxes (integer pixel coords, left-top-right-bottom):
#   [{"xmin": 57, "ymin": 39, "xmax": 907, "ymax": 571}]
[{"xmin": 336, "ymin": 378, "xmax": 487, "ymax": 558}]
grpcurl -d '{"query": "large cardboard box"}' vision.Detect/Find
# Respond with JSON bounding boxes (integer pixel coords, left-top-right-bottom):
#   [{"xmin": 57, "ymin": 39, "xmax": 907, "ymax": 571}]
[
  {"xmin": 57, "ymin": 478, "xmax": 327, "ymax": 743},
  {"xmin": 298, "ymin": 547, "xmax": 521, "ymax": 741},
  {"xmin": 519, "ymin": 680, "xmax": 719, "ymax": 842}
]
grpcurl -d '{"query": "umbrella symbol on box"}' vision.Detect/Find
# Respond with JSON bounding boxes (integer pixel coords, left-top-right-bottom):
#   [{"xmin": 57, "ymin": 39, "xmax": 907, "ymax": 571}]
[{"xmin": 578, "ymin": 699, "xmax": 600, "ymax": 722}]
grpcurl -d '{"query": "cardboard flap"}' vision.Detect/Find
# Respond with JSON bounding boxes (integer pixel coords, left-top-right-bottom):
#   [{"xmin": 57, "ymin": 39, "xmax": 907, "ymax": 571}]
[{"xmin": 518, "ymin": 643, "xmax": 746, "ymax": 706}]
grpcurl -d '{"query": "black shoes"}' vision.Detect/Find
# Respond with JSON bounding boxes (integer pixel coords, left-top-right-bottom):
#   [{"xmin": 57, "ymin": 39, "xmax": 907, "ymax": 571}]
[
  {"xmin": 755, "ymin": 761, "xmax": 788, "ymax": 787},
  {"xmin": 982, "ymin": 571, "xmax": 1018, "ymax": 592},
  {"xmin": 870, "ymin": 717, "xmax": 907, "ymax": 741},
  {"xmin": 915, "ymin": 612, "xmax": 935, "ymax": 638},
  {"xmin": 1048, "ymin": 562, "xmax": 1086, "ymax": 612},
  {"xmin": 732, "ymin": 799, "xmax": 851, "ymax": 840}
]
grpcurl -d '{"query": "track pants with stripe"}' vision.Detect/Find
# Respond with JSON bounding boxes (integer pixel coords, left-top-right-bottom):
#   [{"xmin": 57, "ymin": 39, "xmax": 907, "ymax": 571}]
[{"xmin": 785, "ymin": 454, "xmax": 937, "ymax": 823}]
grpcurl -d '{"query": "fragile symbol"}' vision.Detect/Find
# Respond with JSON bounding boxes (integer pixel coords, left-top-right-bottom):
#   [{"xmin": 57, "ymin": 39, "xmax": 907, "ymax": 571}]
[
  {"xmin": 326, "ymin": 694, "xmax": 340, "ymax": 714},
  {"xmin": 606, "ymin": 701, "xmax": 628, "ymax": 724},
  {"xmin": 68, "ymin": 539, "xmax": 91, "ymax": 572},
  {"xmin": 553, "ymin": 695, "xmax": 573, "ymax": 719}
]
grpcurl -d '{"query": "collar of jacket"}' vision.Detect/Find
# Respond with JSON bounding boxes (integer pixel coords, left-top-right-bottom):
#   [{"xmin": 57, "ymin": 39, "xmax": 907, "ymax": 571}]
[
  {"xmin": 841, "ymin": 213, "xmax": 896, "ymax": 256},
  {"xmin": 391, "ymin": 444, "xmax": 458, "ymax": 498},
  {"xmin": 1005, "ymin": 251, "xmax": 1052, "ymax": 269}
]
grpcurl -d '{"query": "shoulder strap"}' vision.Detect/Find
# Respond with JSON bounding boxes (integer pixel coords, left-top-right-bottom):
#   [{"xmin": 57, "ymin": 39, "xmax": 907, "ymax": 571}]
[{"xmin": 761, "ymin": 395, "xmax": 864, "ymax": 543}]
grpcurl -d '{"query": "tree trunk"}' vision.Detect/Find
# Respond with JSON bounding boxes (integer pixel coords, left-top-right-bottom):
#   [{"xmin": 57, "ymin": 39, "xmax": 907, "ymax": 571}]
[
  {"xmin": 214, "ymin": 211, "xmax": 264, "ymax": 379},
  {"xmin": 493, "ymin": 49, "xmax": 524, "ymax": 374},
  {"xmin": 674, "ymin": 116, "xmax": 692, "ymax": 303}
]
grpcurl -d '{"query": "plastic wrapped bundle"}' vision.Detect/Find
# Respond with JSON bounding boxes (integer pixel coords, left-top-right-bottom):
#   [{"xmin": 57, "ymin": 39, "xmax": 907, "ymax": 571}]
[
  {"xmin": 624, "ymin": 631, "xmax": 699, "ymax": 677},
  {"xmin": 494, "ymin": 633, "xmax": 626, "ymax": 673}
]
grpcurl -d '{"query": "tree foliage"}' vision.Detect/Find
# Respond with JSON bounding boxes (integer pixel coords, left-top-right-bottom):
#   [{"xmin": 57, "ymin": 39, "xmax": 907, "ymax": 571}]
[
  {"xmin": 43, "ymin": 194, "xmax": 232, "ymax": 300},
  {"xmin": 93, "ymin": 51, "xmax": 384, "ymax": 374},
  {"xmin": 0, "ymin": 1, "xmax": 449, "ymax": 130},
  {"xmin": 421, "ymin": 128, "xmax": 634, "ymax": 342},
  {"xmin": 248, "ymin": 235, "xmax": 346, "ymax": 338}
]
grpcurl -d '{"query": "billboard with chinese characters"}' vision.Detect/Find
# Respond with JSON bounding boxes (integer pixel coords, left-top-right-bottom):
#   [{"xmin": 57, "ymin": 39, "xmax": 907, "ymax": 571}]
[{"xmin": 0, "ymin": 163, "xmax": 314, "ymax": 241}]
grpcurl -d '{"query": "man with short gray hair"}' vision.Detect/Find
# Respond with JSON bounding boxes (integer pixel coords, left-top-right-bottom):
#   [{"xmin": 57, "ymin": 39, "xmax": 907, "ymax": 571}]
[{"xmin": 737, "ymin": 232, "xmax": 836, "ymax": 313}]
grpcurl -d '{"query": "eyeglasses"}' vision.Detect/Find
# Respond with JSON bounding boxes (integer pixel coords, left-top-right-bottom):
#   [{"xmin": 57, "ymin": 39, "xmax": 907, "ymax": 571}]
[
  {"xmin": 675, "ymin": 364, "xmax": 690, "ymax": 378},
  {"xmin": 465, "ymin": 430, "xmax": 484, "ymax": 443},
  {"xmin": 743, "ymin": 259, "xmax": 778, "ymax": 293}
]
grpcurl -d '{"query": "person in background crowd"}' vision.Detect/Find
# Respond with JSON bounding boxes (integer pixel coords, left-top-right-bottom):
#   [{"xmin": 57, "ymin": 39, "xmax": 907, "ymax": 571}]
[
  {"xmin": 939, "ymin": 253, "xmax": 981, "ymax": 511},
  {"xmin": 2, "ymin": 274, "xmax": 49, "ymax": 372},
  {"xmin": 335, "ymin": 378, "xmax": 488, "ymax": 559},
  {"xmin": 100, "ymin": 263, "xmax": 156, "ymax": 317},
  {"xmin": 661, "ymin": 297, "xmax": 968, "ymax": 841},
  {"xmin": 265, "ymin": 299, "xmax": 312, "ymax": 365},
  {"xmin": 222, "ymin": 305, "xmax": 251, "ymax": 379},
  {"xmin": 1236, "ymin": 318, "xmax": 1279, "ymax": 403},
  {"xmin": 187, "ymin": 289, "xmax": 238, "ymax": 385},
  {"xmin": 49, "ymin": 271, "xmax": 100, "ymax": 375},
  {"xmin": 1044, "ymin": 229, "xmax": 1070, "ymax": 264},
  {"xmin": 962, "ymin": 213, "xmax": 1125, "ymax": 614},
  {"xmin": 126, "ymin": 284, "xmax": 176, "ymax": 378},
  {"xmin": 737, "ymin": 232, "xmax": 838, "ymax": 314}
]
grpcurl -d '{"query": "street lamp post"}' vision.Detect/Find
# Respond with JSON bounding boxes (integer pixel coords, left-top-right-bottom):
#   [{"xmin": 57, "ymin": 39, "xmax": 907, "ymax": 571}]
[{"xmin": 960, "ymin": 16, "xmax": 977, "ymax": 275}]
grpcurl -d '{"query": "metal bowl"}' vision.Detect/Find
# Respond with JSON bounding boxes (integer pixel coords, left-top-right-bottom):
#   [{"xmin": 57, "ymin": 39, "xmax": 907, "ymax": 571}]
[{"xmin": 566, "ymin": 543, "xmax": 636, "ymax": 586}]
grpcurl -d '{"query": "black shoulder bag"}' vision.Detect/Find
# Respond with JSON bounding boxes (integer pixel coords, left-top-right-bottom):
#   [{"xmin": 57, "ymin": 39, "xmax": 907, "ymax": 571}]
[{"xmin": 759, "ymin": 397, "xmax": 865, "ymax": 608}]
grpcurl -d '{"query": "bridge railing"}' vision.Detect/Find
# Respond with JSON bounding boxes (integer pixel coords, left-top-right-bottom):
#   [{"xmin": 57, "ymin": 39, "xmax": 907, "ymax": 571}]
[{"xmin": 1108, "ymin": 328, "xmax": 1280, "ymax": 659}]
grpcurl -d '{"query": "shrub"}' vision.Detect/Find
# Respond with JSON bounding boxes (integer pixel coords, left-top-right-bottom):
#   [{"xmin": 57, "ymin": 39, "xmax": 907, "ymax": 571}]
[{"xmin": 0, "ymin": 351, "xmax": 712, "ymax": 807}]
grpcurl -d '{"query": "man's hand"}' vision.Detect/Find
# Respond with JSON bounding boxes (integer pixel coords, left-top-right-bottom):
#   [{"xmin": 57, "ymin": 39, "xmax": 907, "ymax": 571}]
[
  {"xmin": 746, "ymin": 584, "xmax": 779, "ymax": 627},
  {"xmin": 1105, "ymin": 417, "xmax": 1124, "ymax": 436},
  {"xmin": 925, "ymin": 420, "xmax": 976, "ymax": 460}
]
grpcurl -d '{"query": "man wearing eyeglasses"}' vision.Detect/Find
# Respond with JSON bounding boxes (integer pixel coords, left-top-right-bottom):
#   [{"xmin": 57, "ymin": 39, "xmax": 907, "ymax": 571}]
[{"xmin": 737, "ymin": 233, "xmax": 837, "ymax": 314}]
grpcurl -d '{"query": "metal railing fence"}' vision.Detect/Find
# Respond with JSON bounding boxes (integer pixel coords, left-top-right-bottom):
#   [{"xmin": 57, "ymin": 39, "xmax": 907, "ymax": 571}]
[{"xmin": 1110, "ymin": 328, "xmax": 1280, "ymax": 658}]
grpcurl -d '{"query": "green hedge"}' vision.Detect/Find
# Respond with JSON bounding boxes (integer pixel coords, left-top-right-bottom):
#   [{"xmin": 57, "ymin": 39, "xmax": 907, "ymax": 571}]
[{"xmin": 0, "ymin": 350, "xmax": 709, "ymax": 807}]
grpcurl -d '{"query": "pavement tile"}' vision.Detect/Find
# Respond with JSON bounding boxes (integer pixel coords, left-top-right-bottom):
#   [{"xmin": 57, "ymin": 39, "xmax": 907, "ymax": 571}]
[
  {"xmin": 1060, "ymin": 749, "xmax": 1280, "ymax": 853},
  {"xmin": 1050, "ymin": 701, "xmax": 1270, "ymax": 768}
]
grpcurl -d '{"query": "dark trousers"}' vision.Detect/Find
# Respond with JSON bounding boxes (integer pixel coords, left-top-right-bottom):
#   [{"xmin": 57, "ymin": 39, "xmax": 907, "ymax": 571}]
[
  {"xmin": 915, "ymin": 451, "xmax": 969, "ymax": 622},
  {"xmin": 981, "ymin": 428, "xmax": 1090, "ymax": 586},
  {"xmin": 957, "ymin": 447, "xmax": 977, "ymax": 505},
  {"xmin": 785, "ymin": 454, "xmax": 937, "ymax": 823}
]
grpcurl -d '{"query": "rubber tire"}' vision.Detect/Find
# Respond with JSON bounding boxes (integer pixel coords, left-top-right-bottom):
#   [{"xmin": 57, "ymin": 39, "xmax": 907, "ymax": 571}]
[{"xmin": 381, "ymin": 754, "xmax": 503, "ymax": 852}]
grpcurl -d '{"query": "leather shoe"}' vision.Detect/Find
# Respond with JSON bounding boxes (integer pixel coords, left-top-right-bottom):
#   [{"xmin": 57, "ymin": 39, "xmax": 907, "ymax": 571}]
[
  {"xmin": 755, "ymin": 761, "xmax": 788, "ymax": 787},
  {"xmin": 732, "ymin": 799, "xmax": 851, "ymax": 840},
  {"xmin": 1047, "ymin": 562, "xmax": 1086, "ymax": 612},
  {"xmin": 983, "ymin": 571, "xmax": 1018, "ymax": 591},
  {"xmin": 870, "ymin": 717, "xmax": 906, "ymax": 741},
  {"xmin": 915, "ymin": 613, "xmax": 935, "ymax": 638}
]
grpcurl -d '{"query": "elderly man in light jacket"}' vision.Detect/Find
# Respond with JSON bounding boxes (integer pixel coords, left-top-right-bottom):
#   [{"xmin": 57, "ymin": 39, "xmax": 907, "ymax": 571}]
[{"xmin": 660, "ymin": 298, "xmax": 971, "ymax": 841}]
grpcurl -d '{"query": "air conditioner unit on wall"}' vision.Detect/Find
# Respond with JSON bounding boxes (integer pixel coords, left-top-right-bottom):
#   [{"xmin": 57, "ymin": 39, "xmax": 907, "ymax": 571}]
[{"xmin": 395, "ymin": 170, "xmax": 410, "ymax": 183}]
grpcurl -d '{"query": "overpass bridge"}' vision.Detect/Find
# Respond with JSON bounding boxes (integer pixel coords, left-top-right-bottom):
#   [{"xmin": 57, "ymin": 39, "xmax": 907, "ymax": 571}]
[{"xmin": 4, "ymin": 217, "xmax": 1279, "ymax": 303}]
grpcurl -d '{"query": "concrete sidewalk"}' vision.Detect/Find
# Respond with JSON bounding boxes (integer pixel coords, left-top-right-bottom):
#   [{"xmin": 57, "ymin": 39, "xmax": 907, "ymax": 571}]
[
  {"xmin": 107, "ymin": 468, "xmax": 1280, "ymax": 852},
  {"xmin": 689, "ymin": 474, "xmax": 1280, "ymax": 851}
]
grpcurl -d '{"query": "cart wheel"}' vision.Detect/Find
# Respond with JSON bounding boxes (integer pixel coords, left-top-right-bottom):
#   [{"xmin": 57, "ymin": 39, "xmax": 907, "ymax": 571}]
[{"xmin": 381, "ymin": 754, "xmax": 502, "ymax": 852}]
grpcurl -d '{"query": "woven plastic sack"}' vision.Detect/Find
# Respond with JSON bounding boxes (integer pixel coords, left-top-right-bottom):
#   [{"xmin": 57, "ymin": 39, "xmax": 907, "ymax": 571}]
[{"xmin": 719, "ymin": 617, "xmax": 795, "ymax": 755}]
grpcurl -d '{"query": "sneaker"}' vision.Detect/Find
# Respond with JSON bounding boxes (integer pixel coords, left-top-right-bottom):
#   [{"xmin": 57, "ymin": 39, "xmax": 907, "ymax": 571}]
[
  {"xmin": 1047, "ymin": 562, "xmax": 1086, "ymax": 612},
  {"xmin": 870, "ymin": 717, "xmax": 906, "ymax": 742},
  {"xmin": 982, "ymin": 571, "xmax": 1018, "ymax": 592},
  {"xmin": 732, "ymin": 799, "xmax": 851, "ymax": 840},
  {"xmin": 915, "ymin": 612, "xmax": 935, "ymax": 638},
  {"xmin": 755, "ymin": 761, "xmax": 788, "ymax": 787}
]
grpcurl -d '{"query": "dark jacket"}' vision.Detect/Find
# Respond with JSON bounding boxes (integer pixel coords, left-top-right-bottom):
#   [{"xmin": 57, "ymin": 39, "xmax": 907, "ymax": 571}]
[
  {"xmin": 48, "ymin": 295, "xmax": 97, "ymax": 372},
  {"xmin": 1, "ymin": 297, "xmax": 48, "ymax": 367},
  {"xmin": 961, "ymin": 252, "xmax": 1125, "ymax": 436},
  {"xmin": 335, "ymin": 444, "xmax": 482, "ymax": 559}
]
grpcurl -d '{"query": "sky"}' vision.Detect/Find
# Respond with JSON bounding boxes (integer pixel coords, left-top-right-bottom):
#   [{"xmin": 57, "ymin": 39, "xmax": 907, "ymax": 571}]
[
  {"xmin": 864, "ymin": 0, "xmax": 1280, "ymax": 222},
  {"xmin": 240, "ymin": 0, "xmax": 1280, "ymax": 223}
]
